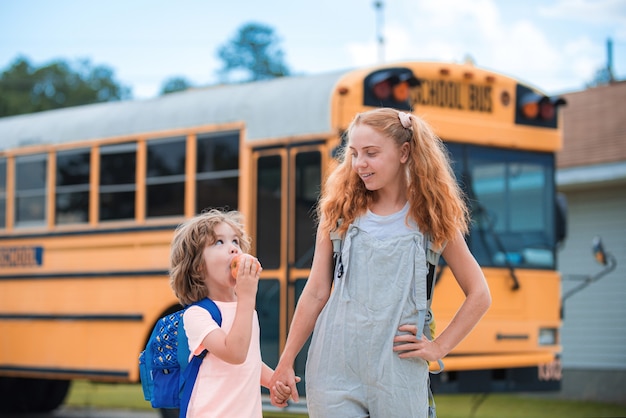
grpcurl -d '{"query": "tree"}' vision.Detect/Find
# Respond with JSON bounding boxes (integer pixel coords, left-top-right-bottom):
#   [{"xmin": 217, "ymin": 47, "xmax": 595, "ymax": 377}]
[
  {"xmin": 586, "ymin": 38, "xmax": 618, "ymax": 89},
  {"xmin": 216, "ymin": 22, "xmax": 290, "ymax": 83},
  {"xmin": 160, "ymin": 76, "xmax": 193, "ymax": 95},
  {"xmin": 586, "ymin": 66, "xmax": 615, "ymax": 89},
  {"xmin": 0, "ymin": 56, "xmax": 131, "ymax": 117}
]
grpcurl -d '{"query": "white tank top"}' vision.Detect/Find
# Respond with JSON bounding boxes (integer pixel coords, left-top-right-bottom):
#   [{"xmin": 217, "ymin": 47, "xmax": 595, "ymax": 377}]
[{"xmin": 357, "ymin": 202, "xmax": 417, "ymax": 240}]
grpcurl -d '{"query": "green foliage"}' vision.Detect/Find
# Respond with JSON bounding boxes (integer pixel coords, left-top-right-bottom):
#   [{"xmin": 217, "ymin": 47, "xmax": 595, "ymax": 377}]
[
  {"xmin": 160, "ymin": 76, "xmax": 193, "ymax": 95},
  {"xmin": 0, "ymin": 56, "xmax": 131, "ymax": 117},
  {"xmin": 587, "ymin": 66, "xmax": 615, "ymax": 88},
  {"xmin": 216, "ymin": 22, "xmax": 290, "ymax": 83}
]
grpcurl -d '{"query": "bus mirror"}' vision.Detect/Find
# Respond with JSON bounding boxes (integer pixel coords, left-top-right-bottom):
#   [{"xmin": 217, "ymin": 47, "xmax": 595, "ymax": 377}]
[
  {"xmin": 592, "ymin": 236, "xmax": 608, "ymax": 266},
  {"xmin": 562, "ymin": 236, "xmax": 616, "ymax": 313}
]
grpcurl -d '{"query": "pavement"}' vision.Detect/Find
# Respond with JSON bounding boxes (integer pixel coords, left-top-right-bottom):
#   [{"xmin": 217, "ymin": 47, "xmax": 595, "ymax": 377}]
[
  {"xmin": 0, "ymin": 397, "xmax": 308, "ymax": 418},
  {"xmin": 0, "ymin": 408, "xmax": 159, "ymax": 418}
]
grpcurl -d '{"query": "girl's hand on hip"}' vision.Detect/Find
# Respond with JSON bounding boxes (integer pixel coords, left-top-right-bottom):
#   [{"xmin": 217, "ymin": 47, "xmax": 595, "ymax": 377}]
[{"xmin": 393, "ymin": 324, "xmax": 443, "ymax": 362}]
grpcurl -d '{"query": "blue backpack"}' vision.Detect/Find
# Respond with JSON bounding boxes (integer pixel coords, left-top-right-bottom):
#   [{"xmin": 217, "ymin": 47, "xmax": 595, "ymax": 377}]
[{"xmin": 139, "ymin": 297, "xmax": 222, "ymax": 418}]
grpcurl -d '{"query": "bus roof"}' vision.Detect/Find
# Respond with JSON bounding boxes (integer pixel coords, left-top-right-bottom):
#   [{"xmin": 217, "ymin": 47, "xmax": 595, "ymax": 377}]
[{"xmin": 0, "ymin": 70, "xmax": 346, "ymax": 152}]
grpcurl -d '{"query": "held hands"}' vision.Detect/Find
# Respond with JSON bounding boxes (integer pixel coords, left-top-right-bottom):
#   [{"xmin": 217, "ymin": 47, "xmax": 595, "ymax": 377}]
[
  {"xmin": 393, "ymin": 324, "xmax": 444, "ymax": 362},
  {"xmin": 269, "ymin": 363, "xmax": 301, "ymax": 408},
  {"xmin": 271, "ymin": 377, "xmax": 301, "ymax": 408}
]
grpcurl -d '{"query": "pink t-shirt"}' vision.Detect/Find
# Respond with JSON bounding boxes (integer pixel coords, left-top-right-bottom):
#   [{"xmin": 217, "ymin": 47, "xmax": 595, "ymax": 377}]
[{"xmin": 183, "ymin": 301, "xmax": 262, "ymax": 418}]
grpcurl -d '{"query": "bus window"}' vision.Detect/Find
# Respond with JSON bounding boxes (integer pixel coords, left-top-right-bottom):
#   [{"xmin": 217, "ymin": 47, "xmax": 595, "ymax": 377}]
[
  {"xmin": 195, "ymin": 132, "xmax": 239, "ymax": 213},
  {"xmin": 256, "ymin": 154, "xmax": 281, "ymax": 269},
  {"xmin": 257, "ymin": 279, "xmax": 280, "ymax": 384},
  {"xmin": 0, "ymin": 158, "xmax": 5, "ymax": 228},
  {"xmin": 99, "ymin": 142, "xmax": 136, "ymax": 221},
  {"xmin": 453, "ymin": 145, "xmax": 556, "ymax": 269},
  {"xmin": 56, "ymin": 148, "xmax": 90, "ymax": 225},
  {"xmin": 147, "ymin": 137, "xmax": 186, "ymax": 218},
  {"xmin": 15, "ymin": 154, "xmax": 47, "ymax": 228},
  {"xmin": 294, "ymin": 151, "xmax": 321, "ymax": 268}
]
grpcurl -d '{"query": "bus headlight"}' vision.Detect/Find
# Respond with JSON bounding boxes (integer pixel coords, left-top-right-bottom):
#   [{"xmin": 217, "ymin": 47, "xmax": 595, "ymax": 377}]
[{"xmin": 538, "ymin": 328, "xmax": 558, "ymax": 345}]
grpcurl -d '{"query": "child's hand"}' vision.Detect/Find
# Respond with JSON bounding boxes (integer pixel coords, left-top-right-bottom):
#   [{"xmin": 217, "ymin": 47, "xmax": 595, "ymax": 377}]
[
  {"xmin": 231, "ymin": 253, "xmax": 261, "ymax": 279},
  {"xmin": 271, "ymin": 376, "xmax": 301, "ymax": 407},
  {"xmin": 272, "ymin": 379, "xmax": 294, "ymax": 407},
  {"xmin": 233, "ymin": 254, "xmax": 262, "ymax": 300}
]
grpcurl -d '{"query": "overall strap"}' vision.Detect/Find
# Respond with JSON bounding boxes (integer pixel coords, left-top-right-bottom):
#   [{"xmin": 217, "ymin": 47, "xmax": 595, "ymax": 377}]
[
  {"xmin": 179, "ymin": 298, "xmax": 222, "ymax": 418},
  {"xmin": 331, "ymin": 219, "xmax": 344, "ymax": 279}
]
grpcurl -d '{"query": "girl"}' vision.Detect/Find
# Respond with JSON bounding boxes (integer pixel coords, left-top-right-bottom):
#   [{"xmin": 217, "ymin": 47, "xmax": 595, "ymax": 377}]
[{"xmin": 269, "ymin": 108, "xmax": 491, "ymax": 417}]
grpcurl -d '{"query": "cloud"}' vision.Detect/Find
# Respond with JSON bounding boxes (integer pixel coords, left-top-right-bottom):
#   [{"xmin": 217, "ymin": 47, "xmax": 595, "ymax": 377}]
[
  {"xmin": 540, "ymin": 0, "xmax": 626, "ymax": 26},
  {"xmin": 342, "ymin": 0, "xmax": 617, "ymax": 93}
]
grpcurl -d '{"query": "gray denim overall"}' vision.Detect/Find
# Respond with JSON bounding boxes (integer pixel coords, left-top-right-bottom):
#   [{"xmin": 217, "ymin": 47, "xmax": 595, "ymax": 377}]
[{"xmin": 306, "ymin": 221, "xmax": 430, "ymax": 417}]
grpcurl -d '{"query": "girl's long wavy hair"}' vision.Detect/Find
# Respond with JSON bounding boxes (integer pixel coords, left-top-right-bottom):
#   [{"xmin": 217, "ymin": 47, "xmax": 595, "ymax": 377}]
[
  {"xmin": 169, "ymin": 208, "xmax": 251, "ymax": 306},
  {"xmin": 318, "ymin": 108, "xmax": 469, "ymax": 249}
]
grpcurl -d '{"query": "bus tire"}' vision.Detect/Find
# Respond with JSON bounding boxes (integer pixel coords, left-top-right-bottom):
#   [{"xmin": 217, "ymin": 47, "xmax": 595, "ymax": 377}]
[{"xmin": 0, "ymin": 377, "xmax": 70, "ymax": 413}]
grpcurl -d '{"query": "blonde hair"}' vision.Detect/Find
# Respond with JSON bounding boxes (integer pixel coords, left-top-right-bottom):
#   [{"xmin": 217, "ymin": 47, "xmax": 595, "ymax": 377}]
[
  {"xmin": 318, "ymin": 108, "xmax": 469, "ymax": 249},
  {"xmin": 169, "ymin": 208, "xmax": 251, "ymax": 306}
]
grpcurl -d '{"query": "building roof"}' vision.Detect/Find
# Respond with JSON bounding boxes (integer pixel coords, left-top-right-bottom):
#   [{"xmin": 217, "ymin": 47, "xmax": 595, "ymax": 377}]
[{"xmin": 558, "ymin": 81, "xmax": 626, "ymax": 169}]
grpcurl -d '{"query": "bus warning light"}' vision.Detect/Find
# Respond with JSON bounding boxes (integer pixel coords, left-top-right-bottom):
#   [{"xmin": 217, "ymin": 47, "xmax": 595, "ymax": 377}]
[
  {"xmin": 363, "ymin": 67, "xmax": 420, "ymax": 110},
  {"xmin": 516, "ymin": 84, "xmax": 566, "ymax": 128}
]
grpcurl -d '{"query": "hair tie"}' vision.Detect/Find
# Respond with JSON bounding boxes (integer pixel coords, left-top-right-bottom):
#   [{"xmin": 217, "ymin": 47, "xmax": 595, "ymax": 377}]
[{"xmin": 398, "ymin": 111, "xmax": 412, "ymax": 129}]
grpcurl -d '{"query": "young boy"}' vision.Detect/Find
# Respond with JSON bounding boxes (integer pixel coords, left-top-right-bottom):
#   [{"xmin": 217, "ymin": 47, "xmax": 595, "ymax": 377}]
[{"xmin": 169, "ymin": 208, "xmax": 292, "ymax": 417}]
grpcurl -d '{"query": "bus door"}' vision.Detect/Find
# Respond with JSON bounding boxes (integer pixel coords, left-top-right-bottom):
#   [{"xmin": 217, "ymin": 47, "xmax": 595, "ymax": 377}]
[{"xmin": 252, "ymin": 142, "xmax": 324, "ymax": 381}]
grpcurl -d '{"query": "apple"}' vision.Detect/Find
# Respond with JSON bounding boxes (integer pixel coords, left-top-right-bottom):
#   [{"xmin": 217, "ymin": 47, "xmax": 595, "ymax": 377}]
[{"xmin": 230, "ymin": 254, "xmax": 261, "ymax": 279}]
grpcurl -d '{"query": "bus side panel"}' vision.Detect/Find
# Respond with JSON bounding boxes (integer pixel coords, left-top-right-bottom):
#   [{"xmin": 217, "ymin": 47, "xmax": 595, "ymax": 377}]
[
  {"xmin": 432, "ymin": 268, "xmax": 561, "ymax": 356},
  {"xmin": 0, "ymin": 229, "xmax": 181, "ymax": 382}
]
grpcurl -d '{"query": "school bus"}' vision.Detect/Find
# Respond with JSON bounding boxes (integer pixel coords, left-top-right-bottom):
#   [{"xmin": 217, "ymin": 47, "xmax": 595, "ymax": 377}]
[{"xmin": 0, "ymin": 61, "xmax": 567, "ymax": 413}]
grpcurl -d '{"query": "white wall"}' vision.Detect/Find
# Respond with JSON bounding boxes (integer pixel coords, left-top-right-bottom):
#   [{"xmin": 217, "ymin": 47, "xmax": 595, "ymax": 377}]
[{"xmin": 558, "ymin": 183, "xmax": 626, "ymax": 370}]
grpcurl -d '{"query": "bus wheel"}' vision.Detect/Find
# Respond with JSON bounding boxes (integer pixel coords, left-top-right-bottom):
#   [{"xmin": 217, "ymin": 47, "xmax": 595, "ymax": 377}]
[
  {"xmin": 0, "ymin": 377, "xmax": 70, "ymax": 413},
  {"xmin": 160, "ymin": 408, "xmax": 179, "ymax": 418}
]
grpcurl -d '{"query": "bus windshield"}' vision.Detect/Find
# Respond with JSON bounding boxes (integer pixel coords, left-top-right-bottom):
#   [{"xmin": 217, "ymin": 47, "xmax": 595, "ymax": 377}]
[{"xmin": 448, "ymin": 143, "xmax": 556, "ymax": 270}]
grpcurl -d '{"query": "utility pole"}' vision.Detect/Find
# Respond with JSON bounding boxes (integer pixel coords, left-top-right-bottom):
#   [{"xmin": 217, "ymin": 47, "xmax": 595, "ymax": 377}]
[
  {"xmin": 374, "ymin": 1, "xmax": 385, "ymax": 63},
  {"xmin": 607, "ymin": 38, "xmax": 615, "ymax": 83}
]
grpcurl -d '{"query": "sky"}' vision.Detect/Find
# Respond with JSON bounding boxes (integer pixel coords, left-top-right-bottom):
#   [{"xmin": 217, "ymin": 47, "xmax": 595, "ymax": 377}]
[{"xmin": 1, "ymin": 0, "xmax": 625, "ymax": 100}]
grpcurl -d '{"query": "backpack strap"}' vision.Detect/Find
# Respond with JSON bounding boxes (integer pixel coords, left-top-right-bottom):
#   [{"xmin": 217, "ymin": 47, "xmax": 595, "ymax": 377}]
[
  {"xmin": 425, "ymin": 237, "xmax": 442, "ymax": 303},
  {"xmin": 424, "ymin": 235, "xmax": 442, "ymax": 339},
  {"xmin": 179, "ymin": 297, "xmax": 221, "ymax": 418},
  {"xmin": 194, "ymin": 297, "xmax": 222, "ymax": 327},
  {"xmin": 424, "ymin": 236, "xmax": 444, "ymax": 418},
  {"xmin": 424, "ymin": 235, "xmax": 445, "ymax": 375}
]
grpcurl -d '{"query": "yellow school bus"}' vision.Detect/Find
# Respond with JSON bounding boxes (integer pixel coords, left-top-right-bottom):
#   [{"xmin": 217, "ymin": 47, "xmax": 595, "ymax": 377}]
[{"xmin": 0, "ymin": 61, "xmax": 567, "ymax": 413}]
